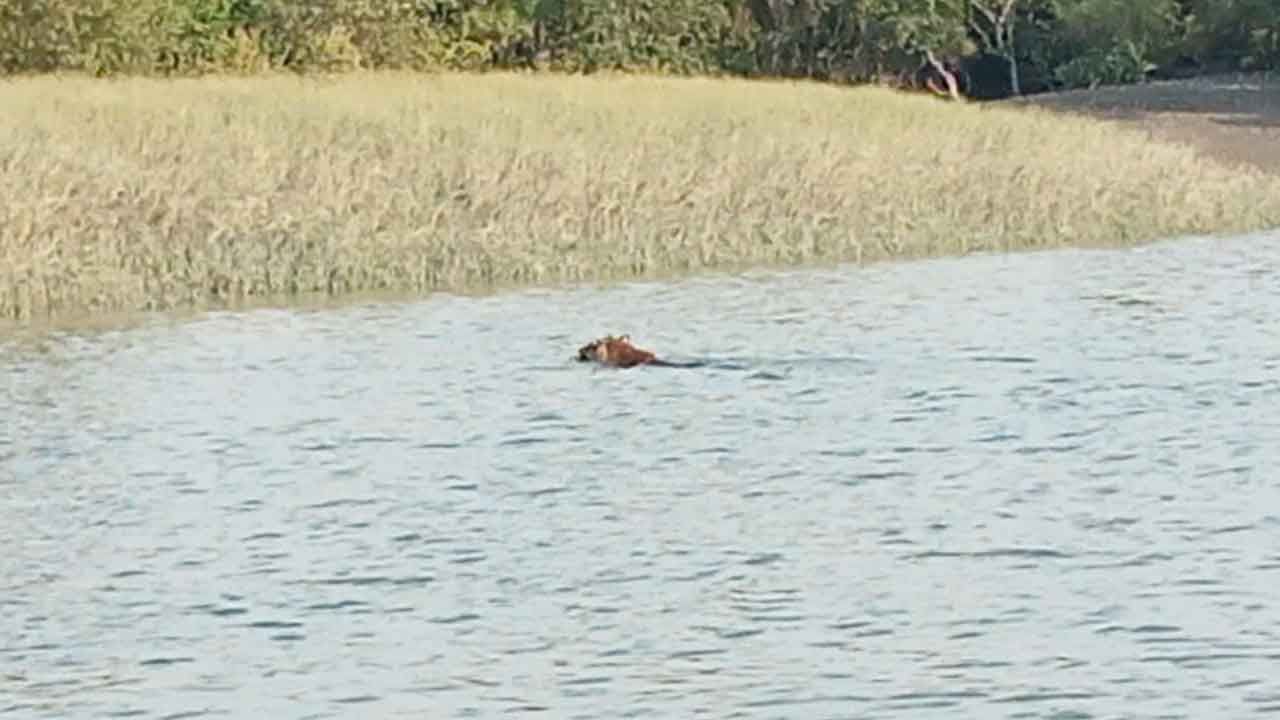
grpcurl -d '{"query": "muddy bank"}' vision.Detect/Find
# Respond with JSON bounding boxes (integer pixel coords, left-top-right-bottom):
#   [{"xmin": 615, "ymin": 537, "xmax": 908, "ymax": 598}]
[{"xmin": 1005, "ymin": 72, "xmax": 1280, "ymax": 176}]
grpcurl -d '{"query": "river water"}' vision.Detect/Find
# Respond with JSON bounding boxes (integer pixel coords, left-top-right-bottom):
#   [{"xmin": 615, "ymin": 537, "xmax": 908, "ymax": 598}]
[{"xmin": 3, "ymin": 232, "xmax": 1280, "ymax": 720}]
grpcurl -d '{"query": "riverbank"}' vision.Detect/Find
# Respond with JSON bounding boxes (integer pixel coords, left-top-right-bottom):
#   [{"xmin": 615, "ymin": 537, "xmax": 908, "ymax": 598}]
[
  {"xmin": 1007, "ymin": 72, "xmax": 1280, "ymax": 176},
  {"xmin": 4, "ymin": 71, "xmax": 1280, "ymax": 323}
]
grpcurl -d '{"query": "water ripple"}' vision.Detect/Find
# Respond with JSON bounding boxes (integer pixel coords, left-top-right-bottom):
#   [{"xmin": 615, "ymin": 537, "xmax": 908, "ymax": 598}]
[{"xmin": 3, "ymin": 233, "xmax": 1280, "ymax": 719}]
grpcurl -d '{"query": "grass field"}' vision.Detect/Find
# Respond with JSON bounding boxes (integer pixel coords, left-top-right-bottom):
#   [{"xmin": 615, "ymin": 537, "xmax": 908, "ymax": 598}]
[{"xmin": 4, "ymin": 71, "xmax": 1280, "ymax": 322}]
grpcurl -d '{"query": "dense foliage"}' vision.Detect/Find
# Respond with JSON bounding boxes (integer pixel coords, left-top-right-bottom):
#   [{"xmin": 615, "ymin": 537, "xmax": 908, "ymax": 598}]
[{"xmin": 1, "ymin": 0, "xmax": 1277, "ymax": 95}]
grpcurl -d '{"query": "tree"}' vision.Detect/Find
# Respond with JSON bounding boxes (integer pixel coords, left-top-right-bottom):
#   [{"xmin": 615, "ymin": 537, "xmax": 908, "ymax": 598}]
[
  {"xmin": 966, "ymin": 0, "xmax": 1021, "ymax": 94},
  {"xmin": 1184, "ymin": 0, "xmax": 1280, "ymax": 70}
]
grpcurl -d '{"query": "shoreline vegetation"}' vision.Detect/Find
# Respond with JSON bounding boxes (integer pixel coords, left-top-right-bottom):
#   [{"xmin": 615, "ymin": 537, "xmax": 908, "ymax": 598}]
[
  {"xmin": 3, "ymin": 1, "xmax": 1277, "ymax": 97},
  {"xmin": 2, "ymin": 0, "xmax": 1279, "ymax": 324},
  {"xmin": 5, "ymin": 70, "xmax": 1280, "ymax": 324}
]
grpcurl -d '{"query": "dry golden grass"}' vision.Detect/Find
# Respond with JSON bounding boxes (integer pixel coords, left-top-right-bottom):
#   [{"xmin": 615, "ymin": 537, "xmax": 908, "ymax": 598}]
[{"xmin": 4, "ymin": 71, "xmax": 1280, "ymax": 321}]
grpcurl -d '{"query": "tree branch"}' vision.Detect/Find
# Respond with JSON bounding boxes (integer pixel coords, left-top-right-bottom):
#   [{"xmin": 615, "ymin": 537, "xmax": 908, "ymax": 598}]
[{"xmin": 923, "ymin": 48, "xmax": 962, "ymax": 101}]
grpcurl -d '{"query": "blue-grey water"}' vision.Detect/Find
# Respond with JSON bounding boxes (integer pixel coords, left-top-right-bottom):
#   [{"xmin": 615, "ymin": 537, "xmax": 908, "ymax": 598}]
[{"xmin": 3, "ymin": 233, "xmax": 1280, "ymax": 720}]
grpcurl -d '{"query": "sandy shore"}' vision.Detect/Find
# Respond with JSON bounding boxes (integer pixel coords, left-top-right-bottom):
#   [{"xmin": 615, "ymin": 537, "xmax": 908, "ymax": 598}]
[{"xmin": 1006, "ymin": 72, "xmax": 1280, "ymax": 176}]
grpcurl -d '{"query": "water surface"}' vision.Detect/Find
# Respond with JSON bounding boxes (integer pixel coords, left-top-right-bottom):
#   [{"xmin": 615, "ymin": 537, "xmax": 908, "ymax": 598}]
[{"xmin": 3, "ymin": 233, "xmax": 1280, "ymax": 719}]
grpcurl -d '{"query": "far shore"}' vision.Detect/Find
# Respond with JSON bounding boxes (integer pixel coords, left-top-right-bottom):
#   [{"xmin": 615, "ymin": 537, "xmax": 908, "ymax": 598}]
[
  {"xmin": 3, "ymin": 70, "xmax": 1280, "ymax": 326},
  {"xmin": 1005, "ymin": 72, "xmax": 1280, "ymax": 176}
]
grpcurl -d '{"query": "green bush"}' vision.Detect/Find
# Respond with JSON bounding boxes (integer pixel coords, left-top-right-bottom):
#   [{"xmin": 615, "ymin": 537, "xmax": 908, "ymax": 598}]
[
  {"xmin": 0, "ymin": 0, "xmax": 1276, "ymax": 92},
  {"xmin": 1184, "ymin": 0, "xmax": 1280, "ymax": 70},
  {"xmin": 1048, "ymin": 0, "xmax": 1181, "ymax": 86}
]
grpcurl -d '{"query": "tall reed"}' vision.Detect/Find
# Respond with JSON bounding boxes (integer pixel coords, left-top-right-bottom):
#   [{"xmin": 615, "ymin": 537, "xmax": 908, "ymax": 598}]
[{"xmin": 4, "ymin": 71, "xmax": 1280, "ymax": 321}]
